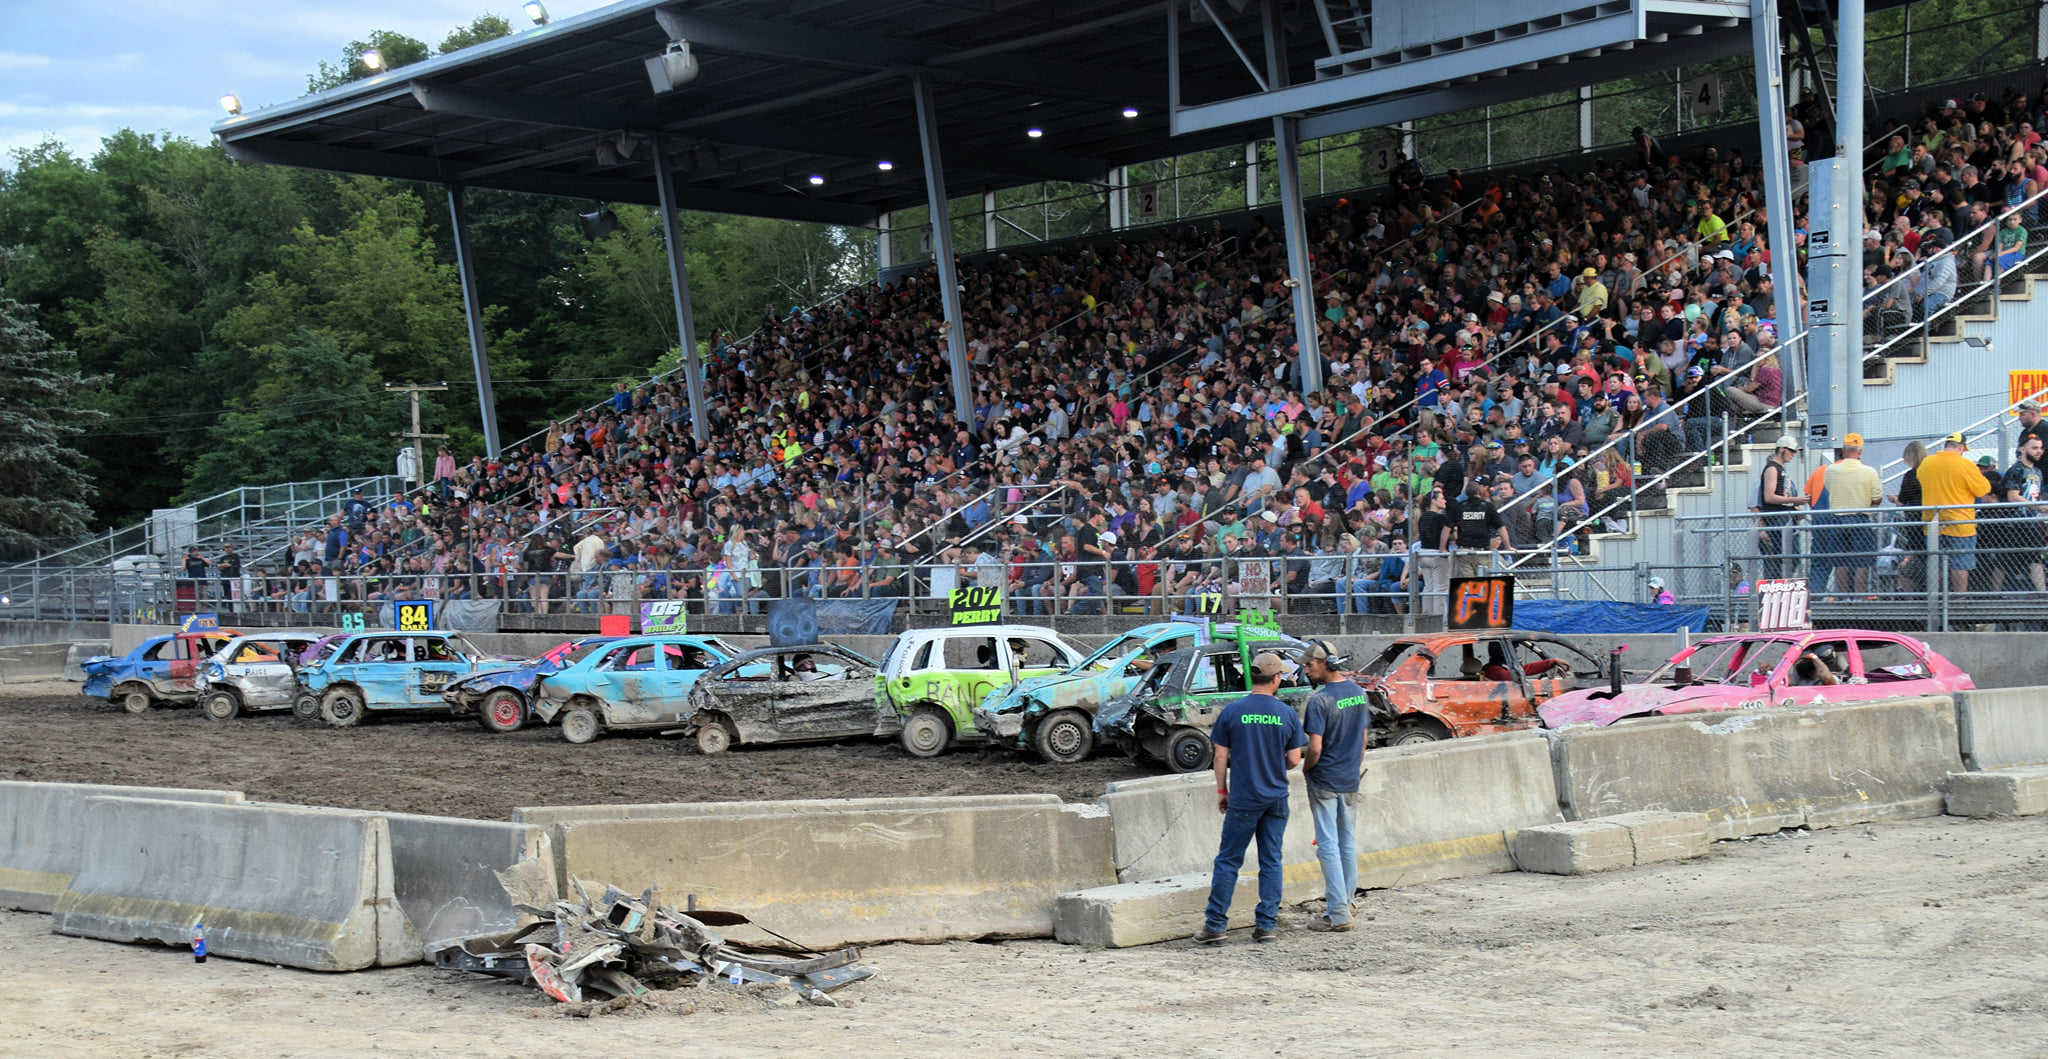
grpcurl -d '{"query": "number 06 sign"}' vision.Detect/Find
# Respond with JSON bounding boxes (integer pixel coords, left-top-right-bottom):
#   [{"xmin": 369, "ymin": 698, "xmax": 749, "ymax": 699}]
[{"xmin": 640, "ymin": 600, "xmax": 689, "ymax": 634}]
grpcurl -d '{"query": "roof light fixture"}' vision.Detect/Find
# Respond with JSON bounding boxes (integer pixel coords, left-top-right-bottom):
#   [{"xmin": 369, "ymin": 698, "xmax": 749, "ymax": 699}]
[
  {"xmin": 808, "ymin": 174, "xmax": 825, "ymax": 185},
  {"xmin": 523, "ymin": 0, "xmax": 549, "ymax": 25},
  {"xmin": 877, "ymin": 160, "xmax": 893, "ymax": 171},
  {"xmin": 220, "ymin": 93, "xmax": 242, "ymax": 116},
  {"xmin": 1026, "ymin": 127, "xmax": 1043, "ymax": 138},
  {"xmin": 360, "ymin": 48, "xmax": 384, "ymax": 71},
  {"xmin": 1122, "ymin": 107, "xmax": 1140, "ymax": 118}
]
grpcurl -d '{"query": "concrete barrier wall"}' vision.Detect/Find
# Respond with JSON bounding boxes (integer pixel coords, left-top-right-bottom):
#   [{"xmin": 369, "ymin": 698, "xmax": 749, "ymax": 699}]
[
  {"xmin": 62, "ymin": 641, "xmax": 108, "ymax": 681},
  {"xmin": 0, "ymin": 781, "xmax": 245, "ymax": 913},
  {"xmin": 1956, "ymin": 687, "xmax": 2048, "ymax": 771},
  {"xmin": 0, "ymin": 643, "xmax": 74, "ymax": 683},
  {"xmin": 1102, "ymin": 731, "xmax": 1564, "ymax": 901},
  {"xmin": 52, "ymin": 798, "xmax": 406, "ymax": 972},
  {"xmin": 0, "ymin": 620, "xmax": 111, "ymax": 649},
  {"xmin": 1548, "ymin": 697, "xmax": 1962, "ymax": 840},
  {"xmin": 381, "ymin": 812, "xmax": 554, "ymax": 956},
  {"xmin": 540, "ymin": 794, "xmax": 1114, "ymax": 948}
]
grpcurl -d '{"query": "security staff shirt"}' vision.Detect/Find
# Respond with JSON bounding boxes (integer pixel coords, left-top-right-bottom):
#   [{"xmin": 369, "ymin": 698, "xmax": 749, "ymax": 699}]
[{"xmin": 1212, "ymin": 693, "xmax": 1306, "ymax": 808}]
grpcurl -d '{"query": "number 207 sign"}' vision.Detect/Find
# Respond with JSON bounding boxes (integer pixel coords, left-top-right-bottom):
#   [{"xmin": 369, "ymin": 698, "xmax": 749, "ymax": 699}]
[
  {"xmin": 1753, "ymin": 578, "xmax": 1810, "ymax": 632},
  {"xmin": 640, "ymin": 600, "xmax": 689, "ymax": 634}
]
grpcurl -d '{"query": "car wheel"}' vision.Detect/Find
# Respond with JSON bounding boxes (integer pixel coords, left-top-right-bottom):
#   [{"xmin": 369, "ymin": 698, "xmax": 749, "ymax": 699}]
[
  {"xmin": 1033, "ymin": 709, "xmax": 1094, "ymax": 764},
  {"xmin": 292, "ymin": 693, "xmax": 320, "ymax": 722},
  {"xmin": 1165, "ymin": 728, "xmax": 1214, "ymax": 774},
  {"xmin": 695, "ymin": 718, "xmax": 735, "ymax": 755},
  {"xmin": 899, "ymin": 709, "xmax": 950, "ymax": 757},
  {"xmin": 1390, "ymin": 719, "xmax": 1449, "ymax": 746},
  {"xmin": 478, "ymin": 690, "xmax": 526, "ymax": 734},
  {"xmin": 201, "ymin": 691, "xmax": 241, "ymax": 721},
  {"xmin": 321, "ymin": 687, "xmax": 366, "ymax": 729},
  {"xmin": 561, "ymin": 707, "xmax": 601, "ymax": 745},
  {"xmin": 120, "ymin": 688, "xmax": 152, "ymax": 715}
]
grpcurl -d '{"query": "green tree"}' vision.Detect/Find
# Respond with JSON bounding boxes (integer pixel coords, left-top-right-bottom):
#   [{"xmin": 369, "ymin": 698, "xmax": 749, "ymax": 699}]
[
  {"xmin": 181, "ymin": 330, "xmax": 403, "ymax": 497},
  {"xmin": 0, "ymin": 299, "xmax": 104, "ymax": 558},
  {"xmin": 441, "ymin": 13, "xmax": 514, "ymax": 52},
  {"xmin": 307, "ymin": 30, "xmax": 432, "ymax": 92}
]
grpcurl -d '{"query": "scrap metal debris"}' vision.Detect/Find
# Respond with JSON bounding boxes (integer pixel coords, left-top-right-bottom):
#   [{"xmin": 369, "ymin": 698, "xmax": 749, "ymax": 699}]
[{"xmin": 432, "ymin": 871, "xmax": 873, "ymax": 1009}]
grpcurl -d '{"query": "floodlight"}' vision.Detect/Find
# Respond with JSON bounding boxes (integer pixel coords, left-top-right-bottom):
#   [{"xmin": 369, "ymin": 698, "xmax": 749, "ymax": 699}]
[
  {"xmin": 877, "ymin": 160, "xmax": 893, "ymax": 171},
  {"xmin": 578, "ymin": 209, "xmax": 621, "ymax": 240},
  {"xmin": 361, "ymin": 48, "xmax": 384, "ymax": 71},
  {"xmin": 221, "ymin": 93, "xmax": 242, "ymax": 116},
  {"xmin": 523, "ymin": 0, "xmax": 549, "ymax": 25},
  {"xmin": 647, "ymin": 39, "xmax": 699, "ymax": 93},
  {"xmin": 1026, "ymin": 127, "xmax": 1043, "ymax": 138},
  {"xmin": 808, "ymin": 174, "xmax": 825, "ymax": 185},
  {"xmin": 1122, "ymin": 107, "xmax": 1140, "ymax": 118}
]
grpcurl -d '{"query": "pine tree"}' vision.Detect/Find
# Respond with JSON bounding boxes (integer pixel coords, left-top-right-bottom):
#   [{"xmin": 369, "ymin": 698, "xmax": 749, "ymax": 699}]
[{"xmin": 0, "ymin": 298, "xmax": 105, "ymax": 560}]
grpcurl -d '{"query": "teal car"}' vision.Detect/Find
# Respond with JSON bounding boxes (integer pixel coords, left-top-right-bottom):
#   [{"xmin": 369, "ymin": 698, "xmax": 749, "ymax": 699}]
[
  {"xmin": 528, "ymin": 635, "xmax": 749, "ymax": 745},
  {"xmin": 971, "ymin": 620, "xmax": 1292, "ymax": 764},
  {"xmin": 298, "ymin": 631, "xmax": 501, "ymax": 728}
]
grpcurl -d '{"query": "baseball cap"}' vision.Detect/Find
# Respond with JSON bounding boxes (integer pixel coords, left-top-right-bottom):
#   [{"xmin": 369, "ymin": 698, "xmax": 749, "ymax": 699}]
[
  {"xmin": 1648, "ymin": 576, "xmax": 1666, "ymax": 590},
  {"xmin": 1581, "ymin": 268, "xmax": 1597, "ymax": 278},
  {"xmin": 1945, "ymin": 431, "xmax": 1966, "ymax": 445},
  {"xmin": 1260, "ymin": 510, "xmax": 1279, "ymax": 524},
  {"xmin": 1099, "ymin": 531, "xmax": 1117, "ymax": 545},
  {"xmin": 1843, "ymin": 432, "xmax": 1864, "ymax": 447},
  {"xmin": 1248, "ymin": 652, "xmax": 1288, "ymax": 680},
  {"xmin": 1304, "ymin": 640, "xmax": 1350, "ymax": 668},
  {"xmin": 1774, "ymin": 436, "xmax": 1799, "ymax": 451},
  {"xmin": 1977, "ymin": 455, "xmax": 1998, "ymax": 468},
  {"xmin": 2020, "ymin": 400, "xmax": 2042, "ymax": 412}
]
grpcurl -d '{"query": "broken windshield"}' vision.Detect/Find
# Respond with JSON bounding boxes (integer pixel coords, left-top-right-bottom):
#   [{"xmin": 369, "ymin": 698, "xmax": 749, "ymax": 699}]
[
  {"xmin": 1653, "ymin": 638, "xmax": 1796, "ymax": 685},
  {"xmin": 1359, "ymin": 642, "xmax": 1426, "ymax": 679}
]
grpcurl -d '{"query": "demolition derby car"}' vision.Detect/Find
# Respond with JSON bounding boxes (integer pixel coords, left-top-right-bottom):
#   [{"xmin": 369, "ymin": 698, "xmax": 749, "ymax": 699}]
[
  {"xmin": 529, "ymin": 635, "xmax": 766, "ymax": 745},
  {"xmin": 1094, "ymin": 640, "xmax": 1313, "ymax": 773},
  {"xmin": 298, "ymin": 631, "xmax": 505, "ymax": 727},
  {"xmin": 877, "ymin": 625, "xmax": 1090, "ymax": 757},
  {"xmin": 193, "ymin": 631, "xmax": 323, "ymax": 720},
  {"xmin": 444, "ymin": 634, "xmax": 739, "ymax": 733},
  {"xmin": 677, "ymin": 645, "xmax": 888, "ymax": 754},
  {"xmin": 973, "ymin": 620, "xmax": 1303, "ymax": 763},
  {"xmin": 81, "ymin": 629, "xmax": 239, "ymax": 714},
  {"xmin": 1536, "ymin": 630, "xmax": 1973, "ymax": 727},
  {"xmin": 1356, "ymin": 631, "xmax": 1616, "ymax": 745}
]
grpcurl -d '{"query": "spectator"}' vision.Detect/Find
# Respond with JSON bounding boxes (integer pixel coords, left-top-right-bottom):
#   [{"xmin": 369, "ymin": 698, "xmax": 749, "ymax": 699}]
[{"xmin": 1917, "ymin": 433, "xmax": 1991, "ymax": 594}]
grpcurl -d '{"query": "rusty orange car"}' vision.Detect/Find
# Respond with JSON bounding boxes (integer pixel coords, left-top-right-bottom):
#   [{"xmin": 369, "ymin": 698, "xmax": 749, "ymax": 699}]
[{"xmin": 1356, "ymin": 631, "xmax": 1613, "ymax": 746}]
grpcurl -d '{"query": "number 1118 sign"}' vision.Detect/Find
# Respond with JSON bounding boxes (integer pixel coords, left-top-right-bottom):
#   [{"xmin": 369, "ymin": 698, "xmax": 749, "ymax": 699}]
[{"xmin": 1753, "ymin": 578, "xmax": 1810, "ymax": 632}]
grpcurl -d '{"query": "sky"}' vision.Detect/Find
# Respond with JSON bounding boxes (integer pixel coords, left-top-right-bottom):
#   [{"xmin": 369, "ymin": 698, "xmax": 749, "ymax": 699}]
[{"xmin": 1, "ymin": 0, "xmax": 614, "ymax": 165}]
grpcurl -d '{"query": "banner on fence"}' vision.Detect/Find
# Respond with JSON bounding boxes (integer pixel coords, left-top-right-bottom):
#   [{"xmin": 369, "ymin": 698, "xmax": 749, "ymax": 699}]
[
  {"xmin": 768, "ymin": 598, "xmax": 821, "ymax": 646},
  {"xmin": 1510, "ymin": 599, "xmax": 1708, "ymax": 634},
  {"xmin": 815, "ymin": 599, "xmax": 898, "ymax": 636}
]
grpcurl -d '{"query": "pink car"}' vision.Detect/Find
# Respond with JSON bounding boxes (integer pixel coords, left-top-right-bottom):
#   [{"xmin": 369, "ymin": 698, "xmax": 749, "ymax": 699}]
[{"xmin": 1536, "ymin": 630, "xmax": 1974, "ymax": 728}]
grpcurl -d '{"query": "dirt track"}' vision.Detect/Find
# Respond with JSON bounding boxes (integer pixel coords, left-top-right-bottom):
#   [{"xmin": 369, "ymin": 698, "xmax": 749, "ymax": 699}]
[
  {"xmin": 0, "ymin": 683, "xmax": 1150, "ymax": 817},
  {"xmin": 6, "ymin": 813, "xmax": 2046, "ymax": 1057}
]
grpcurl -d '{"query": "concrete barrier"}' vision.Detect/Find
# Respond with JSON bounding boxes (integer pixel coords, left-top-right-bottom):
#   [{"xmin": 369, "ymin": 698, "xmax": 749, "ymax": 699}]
[
  {"xmin": 1061, "ymin": 732, "xmax": 1563, "ymax": 947},
  {"xmin": 1509, "ymin": 811, "xmax": 1710, "ymax": 875},
  {"xmin": 1548, "ymin": 697, "xmax": 1961, "ymax": 841},
  {"xmin": 0, "ymin": 643, "xmax": 72, "ymax": 683},
  {"xmin": 52, "ymin": 798, "xmax": 410, "ymax": 971},
  {"xmin": 0, "ymin": 781, "xmax": 246, "ymax": 912},
  {"xmin": 1955, "ymin": 687, "xmax": 2048, "ymax": 771},
  {"xmin": 382, "ymin": 812, "xmax": 555, "ymax": 956},
  {"xmin": 61, "ymin": 641, "xmax": 108, "ymax": 682},
  {"xmin": 538, "ymin": 794, "xmax": 1113, "ymax": 948},
  {"xmin": 1946, "ymin": 766, "xmax": 2048, "ymax": 817}
]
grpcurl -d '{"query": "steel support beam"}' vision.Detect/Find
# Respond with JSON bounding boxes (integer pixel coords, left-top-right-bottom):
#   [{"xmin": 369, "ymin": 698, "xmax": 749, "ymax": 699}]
[
  {"xmin": 1837, "ymin": 0, "xmax": 1864, "ymax": 439},
  {"xmin": 912, "ymin": 75, "xmax": 975, "ymax": 430},
  {"xmin": 1273, "ymin": 116, "xmax": 1323, "ymax": 395},
  {"xmin": 444, "ymin": 186, "xmax": 501, "ymax": 459},
  {"xmin": 651, "ymin": 137, "xmax": 711, "ymax": 446},
  {"xmin": 1752, "ymin": 0, "xmax": 1805, "ymax": 408}
]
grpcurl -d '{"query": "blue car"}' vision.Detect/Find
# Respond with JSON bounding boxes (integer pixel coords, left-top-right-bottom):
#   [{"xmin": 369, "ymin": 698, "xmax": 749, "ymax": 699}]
[
  {"xmin": 529, "ymin": 636, "xmax": 756, "ymax": 743},
  {"xmin": 440, "ymin": 636, "xmax": 620, "ymax": 734},
  {"xmin": 298, "ymin": 631, "xmax": 503, "ymax": 728},
  {"xmin": 80, "ymin": 630, "xmax": 239, "ymax": 715}
]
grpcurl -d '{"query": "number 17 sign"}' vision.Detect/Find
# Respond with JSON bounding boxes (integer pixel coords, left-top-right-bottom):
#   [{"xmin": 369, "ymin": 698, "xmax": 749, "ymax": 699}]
[{"xmin": 1447, "ymin": 576, "xmax": 1515, "ymax": 631}]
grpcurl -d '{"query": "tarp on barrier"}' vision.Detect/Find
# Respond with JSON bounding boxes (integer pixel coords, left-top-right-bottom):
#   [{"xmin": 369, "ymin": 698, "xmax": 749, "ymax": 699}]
[
  {"xmin": 815, "ymin": 599, "xmax": 897, "ymax": 636},
  {"xmin": 1510, "ymin": 599, "xmax": 1707, "ymax": 634},
  {"xmin": 377, "ymin": 599, "xmax": 501, "ymax": 632}
]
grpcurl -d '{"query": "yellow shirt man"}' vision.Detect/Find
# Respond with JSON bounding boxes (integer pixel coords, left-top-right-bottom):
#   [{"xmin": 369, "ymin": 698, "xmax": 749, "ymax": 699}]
[{"xmin": 1917, "ymin": 443, "xmax": 1990, "ymax": 537}]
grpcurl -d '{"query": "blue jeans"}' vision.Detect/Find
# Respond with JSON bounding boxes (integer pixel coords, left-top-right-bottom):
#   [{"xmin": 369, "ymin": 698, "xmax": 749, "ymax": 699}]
[
  {"xmin": 1308, "ymin": 785, "xmax": 1359, "ymax": 924},
  {"xmin": 1205, "ymin": 796, "xmax": 1289, "ymax": 933}
]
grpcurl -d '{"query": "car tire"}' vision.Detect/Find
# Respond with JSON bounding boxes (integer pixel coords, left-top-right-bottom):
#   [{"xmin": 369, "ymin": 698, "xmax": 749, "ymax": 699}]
[
  {"xmin": 1389, "ymin": 718, "xmax": 1449, "ymax": 746},
  {"xmin": 1165, "ymin": 727, "xmax": 1214, "ymax": 774},
  {"xmin": 120, "ymin": 688, "xmax": 152, "ymax": 715},
  {"xmin": 1033, "ymin": 709, "xmax": 1094, "ymax": 764},
  {"xmin": 292, "ymin": 693, "xmax": 321, "ymax": 723},
  {"xmin": 201, "ymin": 690, "xmax": 241, "ymax": 721},
  {"xmin": 899, "ymin": 709, "xmax": 950, "ymax": 758},
  {"xmin": 478, "ymin": 690, "xmax": 526, "ymax": 734},
  {"xmin": 561, "ymin": 707, "xmax": 601, "ymax": 745},
  {"xmin": 321, "ymin": 687, "xmax": 366, "ymax": 729},
  {"xmin": 694, "ymin": 717, "xmax": 735, "ymax": 755}
]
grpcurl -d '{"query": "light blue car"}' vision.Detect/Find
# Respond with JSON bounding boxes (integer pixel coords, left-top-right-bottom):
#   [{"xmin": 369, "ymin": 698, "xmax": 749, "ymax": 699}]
[
  {"xmin": 298, "ymin": 631, "xmax": 503, "ymax": 728},
  {"xmin": 529, "ymin": 635, "xmax": 757, "ymax": 745}
]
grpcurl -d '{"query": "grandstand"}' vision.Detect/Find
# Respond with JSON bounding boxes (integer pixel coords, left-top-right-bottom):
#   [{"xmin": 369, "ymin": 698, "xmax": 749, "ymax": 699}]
[{"xmin": 6, "ymin": 0, "xmax": 2048, "ymax": 633}]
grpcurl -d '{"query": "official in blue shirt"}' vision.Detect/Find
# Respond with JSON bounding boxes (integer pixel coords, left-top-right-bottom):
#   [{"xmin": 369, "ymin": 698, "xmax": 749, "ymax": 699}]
[
  {"xmin": 1195, "ymin": 652, "xmax": 1305, "ymax": 946},
  {"xmin": 1300, "ymin": 641, "xmax": 1370, "ymax": 932}
]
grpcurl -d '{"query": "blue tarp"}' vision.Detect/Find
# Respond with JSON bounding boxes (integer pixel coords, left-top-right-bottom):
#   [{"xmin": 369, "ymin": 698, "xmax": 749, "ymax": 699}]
[
  {"xmin": 814, "ymin": 599, "xmax": 899, "ymax": 636},
  {"xmin": 1509, "ymin": 599, "xmax": 1708, "ymax": 634}
]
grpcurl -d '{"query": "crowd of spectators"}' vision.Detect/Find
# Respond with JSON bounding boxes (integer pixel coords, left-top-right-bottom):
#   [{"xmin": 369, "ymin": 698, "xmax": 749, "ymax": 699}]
[{"xmin": 178, "ymin": 79, "xmax": 2048, "ymax": 618}]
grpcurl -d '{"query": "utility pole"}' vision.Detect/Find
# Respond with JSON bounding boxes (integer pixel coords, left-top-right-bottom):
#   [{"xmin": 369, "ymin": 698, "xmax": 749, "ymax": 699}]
[{"xmin": 386, "ymin": 382, "xmax": 449, "ymax": 492}]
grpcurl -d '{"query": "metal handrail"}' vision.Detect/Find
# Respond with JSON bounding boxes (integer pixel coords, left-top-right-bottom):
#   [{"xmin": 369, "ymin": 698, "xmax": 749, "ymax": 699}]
[
  {"xmin": 1863, "ymin": 198, "xmax": 2048, "ymax": 366},
  {"xmin": 1877, "ymin": 384, "xmax": 2048, "ymax": 485},
  {"xmin": 3, "ymin": 475, "xmax": 396, "ymax": 572}
]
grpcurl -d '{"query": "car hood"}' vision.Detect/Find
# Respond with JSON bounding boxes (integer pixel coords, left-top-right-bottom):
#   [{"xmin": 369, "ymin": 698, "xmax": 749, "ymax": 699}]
[
  {"xmin": 446, "ymin": 662, "xmax": 551, "ymax": 695},
  {"xmin": 1538, "ymin": 683, "xmax": 1749, "ymax": 727},
  {"xmin": 979, "ymin": 667, "xmax": 1121, "ymax": 718},
  {"xmin": 79, "ymin": 655, "xmax": 123, "ymax": 675}
]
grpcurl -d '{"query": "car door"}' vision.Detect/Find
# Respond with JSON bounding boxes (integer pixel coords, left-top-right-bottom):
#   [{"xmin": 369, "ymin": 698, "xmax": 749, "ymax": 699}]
[
  {"xmin": 656, "ymin": 641, "xmax": 719, "ymax": 719},
  {"xmin": 231, "ymin": 639, "xmax": 294, "ymax": 708},
  {"xmin": 407, "ymin": 636, "xmax": 467, "ymax": 706},
  {"xmin": 131, "ymin": 638, "xmax": 176, "ymax": 693},
  {"xmin": 163, "ymin": 636, "xmax": 200, "ymax": 694},
  {"xmin": 1779, "ymin": 637, "xmax": 1852, "ymax": 706},
  {"xmin": 1177, "ymin": 648, "xmax": 1238, "ymax": 729},
  {"xmin": 771, "ymin": 651, "xmax": 874, "ymax": 741}
]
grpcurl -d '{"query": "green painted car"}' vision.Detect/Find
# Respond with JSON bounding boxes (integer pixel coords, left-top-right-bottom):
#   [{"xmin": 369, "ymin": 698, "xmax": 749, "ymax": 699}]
[
  {"xmin": 1094, "ymin": 641, "xmax": 1314, "ymax": 773},
  {"xmin": 877, "ymin": 625, "xmax": 1090, "ymax": 757}
]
